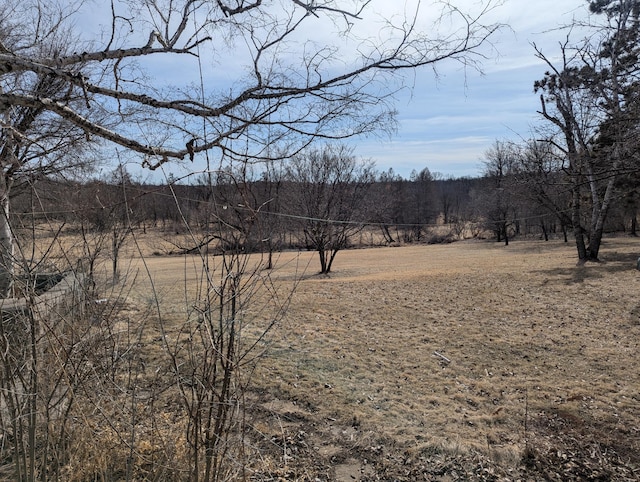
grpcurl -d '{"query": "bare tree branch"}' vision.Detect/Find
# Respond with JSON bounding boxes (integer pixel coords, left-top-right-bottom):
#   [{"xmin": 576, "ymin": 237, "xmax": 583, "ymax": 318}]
[{"xmin": 0, "ymin": 0, "xmax": 503, "ymax": 170}]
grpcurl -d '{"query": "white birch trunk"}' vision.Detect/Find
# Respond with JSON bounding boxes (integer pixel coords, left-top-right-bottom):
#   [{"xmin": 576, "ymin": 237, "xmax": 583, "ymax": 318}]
[
  {"xmin": 0, "ymin": 114, "xmax": 16, "ymax": 297},
  {"xmin": 0, "ymin": 179, "xmax": 13, "ymax": 296}
]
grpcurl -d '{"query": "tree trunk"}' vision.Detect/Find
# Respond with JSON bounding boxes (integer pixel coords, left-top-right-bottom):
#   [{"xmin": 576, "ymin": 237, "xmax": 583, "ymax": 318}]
[
  {"xmin": 325, "ymin": 248, "xmax": 340, "ymax": 274},
  {"xmin": 318, "ymin": 248, "xmax": 328, "ymax": 274},
  {"xmin": 573, "ymin": 225, "xmax": 587, "ymax": 262},
  {"xmin": 585, "ymin": 169, "xmax": 616, "ymax": 261},
  {"xmin": 381, "ymin": 225, "xmax": 394, "ymax": 244},
  {"xmin": 0, "ymin": 182, "xmax": 14, "ymax": 297},
  {"xmin": 587, "ymin": 228, "xmax": 604, "ymax": 261},
  {"xmin": 570, "ymin": 172, "xmax": 588, "ymax": 261},
  {"xmin": 266, "ymin": 245, "xmax": 273, "ymax": 270},
  {"xmin": 541, "ymin": 222, "xmax": 549, "ymax": 241},
  {"xmin": 112, "ymin": 226, "xmax": 119, "ymax": 283}
]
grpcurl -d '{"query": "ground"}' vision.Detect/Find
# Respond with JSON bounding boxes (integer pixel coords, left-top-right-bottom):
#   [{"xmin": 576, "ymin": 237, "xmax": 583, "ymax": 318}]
[{"xmin": 122, "ymin": 236, "xmax": 640, "ymax": 480}]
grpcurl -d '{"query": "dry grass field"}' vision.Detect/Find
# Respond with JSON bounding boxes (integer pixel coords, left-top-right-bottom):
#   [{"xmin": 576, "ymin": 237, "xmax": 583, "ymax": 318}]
[{"xmin": 116, "ymin": 235, "xmax": 640, "ymax": 480}]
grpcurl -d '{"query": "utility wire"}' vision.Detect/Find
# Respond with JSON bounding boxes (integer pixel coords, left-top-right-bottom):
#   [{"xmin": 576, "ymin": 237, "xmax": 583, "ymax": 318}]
[{"xmin": 14, "ymin": 179, "xmax": 584, "ymax": 230}]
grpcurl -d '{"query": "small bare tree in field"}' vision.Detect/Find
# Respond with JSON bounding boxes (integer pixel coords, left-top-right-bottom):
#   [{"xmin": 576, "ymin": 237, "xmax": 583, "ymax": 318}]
[
  {"xmin": 0, "ymin": 0, "xmax": 502, "ymax": 477},
  {"xmin": 479, "ymin": 140, "xmax": 519, "ymax": 245},
  {"xmin": 286, "ymin": 144, "xmax": 376, "ymax": 274}
]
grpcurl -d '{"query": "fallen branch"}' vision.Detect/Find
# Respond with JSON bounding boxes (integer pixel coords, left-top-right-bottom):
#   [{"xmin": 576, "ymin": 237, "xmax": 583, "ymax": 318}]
[{"xmin": 433, "ymin": 351, "xmax": 451, "ymax": 364}]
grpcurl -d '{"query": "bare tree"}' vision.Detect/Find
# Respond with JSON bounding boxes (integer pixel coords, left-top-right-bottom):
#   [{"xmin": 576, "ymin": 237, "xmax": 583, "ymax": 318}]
[
  {"xmin": 512, "ymin": 139, "xmax": 572, "ymax": 241},
  {"xmin": 105, "ymin": 164, "xmax": 138, "ymax": 283},
  {"xmin": 286, "ymin": 144, "xmax": 376, "ymax": 273},
  {"xmin": 371, "ymin": 168, "xmax": 406, "ymax": 244},
  {"xmin": 533, "ymin": 0, "xmax": 640, "ymax": 261},
  {"xmin": 0, "ymin": 1, "xmax": 95, "ymax": 294},
  {"xmin": 257, "ymin": 158, "xmax": 288, "ymax": 268},
  {"xmin": 407, "ymin": 167, "xmax": 437, "ymax": 240},
  {"xmin": 478, "ymin": 140, "xmax": 519, "ymax": 245}
]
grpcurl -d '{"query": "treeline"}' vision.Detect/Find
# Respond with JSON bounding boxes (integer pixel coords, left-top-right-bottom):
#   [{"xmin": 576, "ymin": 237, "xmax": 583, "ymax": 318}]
[{"xmin": 10, "ymin": 143, "xmax": 637, "ymax": 256}]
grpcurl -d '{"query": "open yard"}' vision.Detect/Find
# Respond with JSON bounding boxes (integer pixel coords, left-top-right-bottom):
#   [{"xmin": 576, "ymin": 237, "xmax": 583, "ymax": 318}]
[{"xmin": 120, "ymin": 236, "xmax": 640, "ymax": 480}]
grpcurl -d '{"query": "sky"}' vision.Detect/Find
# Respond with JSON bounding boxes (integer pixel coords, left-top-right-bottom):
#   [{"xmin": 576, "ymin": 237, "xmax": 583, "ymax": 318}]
[
  {"xmin": 350, "ymin": 0, "xmax": 591, "ymax": 179},
  {"xmin": 77, "ymin": 0, "xmax": 592, "ymax": 182}
]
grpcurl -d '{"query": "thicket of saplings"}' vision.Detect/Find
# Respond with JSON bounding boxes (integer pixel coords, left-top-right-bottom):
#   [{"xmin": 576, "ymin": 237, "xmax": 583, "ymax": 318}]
[{"xmin": 1, "ymin": 180, "xmax": 289, "ymax": 480}]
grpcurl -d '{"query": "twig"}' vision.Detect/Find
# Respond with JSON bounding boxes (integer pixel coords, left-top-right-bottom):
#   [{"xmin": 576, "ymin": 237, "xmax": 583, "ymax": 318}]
[{"xmin": 433, "ymin": 351, "xmax": 451, "ymax": 364}]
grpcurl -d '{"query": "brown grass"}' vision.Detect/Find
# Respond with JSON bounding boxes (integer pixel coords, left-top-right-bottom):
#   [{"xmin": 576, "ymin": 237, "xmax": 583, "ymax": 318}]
[{"xmin": 101, "ymin": 235, "xmax": 640, "ymax": 480}]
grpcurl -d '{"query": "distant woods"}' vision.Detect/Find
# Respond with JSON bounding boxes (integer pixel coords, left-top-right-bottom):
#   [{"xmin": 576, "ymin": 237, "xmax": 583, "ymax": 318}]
[{"xmin": 11, "ymin": 146, "xmax": 639, "ymax": 264}]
